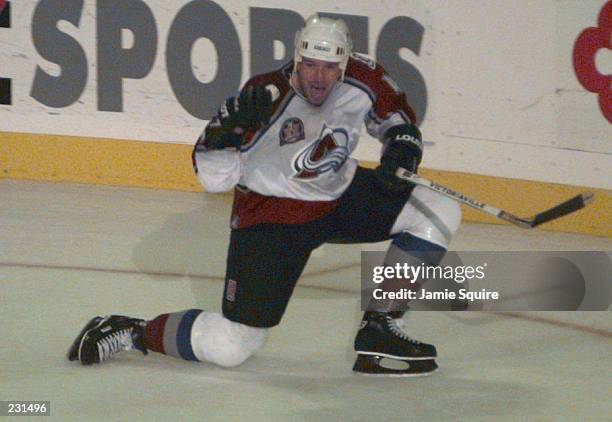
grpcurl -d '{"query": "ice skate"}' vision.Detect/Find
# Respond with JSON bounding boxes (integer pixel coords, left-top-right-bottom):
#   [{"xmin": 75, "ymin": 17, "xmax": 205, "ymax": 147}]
[
  {"xmin": 353, "ymin": 311, "xmax": 438, "ymax": 376},
  {"xmin": 67, "ymin": 315, "xmax": 148, "ymax": 365}
]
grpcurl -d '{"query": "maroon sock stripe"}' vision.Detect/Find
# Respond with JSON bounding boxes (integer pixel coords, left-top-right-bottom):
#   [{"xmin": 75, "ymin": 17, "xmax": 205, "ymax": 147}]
[
  {"xmin": 144, "ymin": 313, "xmax": 169, "ymax": 354},
  {"xmin": 143, "ymin": 310, "xmax": 204, "ymax": 361}
]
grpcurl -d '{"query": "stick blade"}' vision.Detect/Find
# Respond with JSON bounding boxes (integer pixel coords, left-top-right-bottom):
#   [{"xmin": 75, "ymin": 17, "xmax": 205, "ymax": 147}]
[{"xmin": 530, "ymin": 192, "xmax": 594, "ymax": 227}]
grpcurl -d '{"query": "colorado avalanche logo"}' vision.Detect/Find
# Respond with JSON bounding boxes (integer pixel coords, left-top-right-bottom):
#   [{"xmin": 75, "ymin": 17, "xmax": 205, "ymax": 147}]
[
  {"xmin": 293, "ymin": 125, "xmax": 349, "ymax": 179},
  {"xmin": 279, "ymin": 117, "xmax": 305, "ymax": 145}
]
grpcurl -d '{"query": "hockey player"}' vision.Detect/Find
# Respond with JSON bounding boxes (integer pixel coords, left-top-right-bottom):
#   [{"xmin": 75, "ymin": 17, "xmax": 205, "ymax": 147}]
[{"xmin": 68, "ymin": 15, "xmax": 460, "ymax": 376}]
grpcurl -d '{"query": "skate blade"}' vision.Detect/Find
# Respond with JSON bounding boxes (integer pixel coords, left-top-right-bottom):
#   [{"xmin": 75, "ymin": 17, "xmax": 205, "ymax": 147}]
[
  {"xmin": 353, "ymin": 354, "xmax": 438, "ymax": 377},
  {"xmin": 66, "ymin": 316, "xmax": 104, "ymax": 361},
  {"xmin": 356, "ymin": 350, "xmax": 436, "ymax": 361}
]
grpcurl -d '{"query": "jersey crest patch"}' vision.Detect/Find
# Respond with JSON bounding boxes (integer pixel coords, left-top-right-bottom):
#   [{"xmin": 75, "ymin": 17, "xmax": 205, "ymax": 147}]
[
  {"xmin": 293, "ymin": 125, "xmax": 349, "ymax": 179},
  {"xmin": 279, "ymin": 117, "xmax": 305, "ymax": 145}
]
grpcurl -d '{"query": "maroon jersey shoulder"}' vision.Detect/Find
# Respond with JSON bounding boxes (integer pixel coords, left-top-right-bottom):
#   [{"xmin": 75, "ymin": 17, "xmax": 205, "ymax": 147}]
[
  {"xmin": 242, "ymin": 63, "xmax": 292, "ymax": 105},
  {"xmin": 239, "ymin": 63, "xmax": 293, "ymax": 147},
  {"xmin": 344, "ymin": 54, "xmax": 416, "ymax": 124}
]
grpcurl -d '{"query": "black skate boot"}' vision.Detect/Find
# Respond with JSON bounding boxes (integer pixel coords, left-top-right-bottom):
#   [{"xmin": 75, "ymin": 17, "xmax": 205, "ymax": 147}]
[
  {"xmin": 67, "ymin": 315, "xmax": 148, "ymax": 365},
  {"xmin": 353, "ymin": 311, "xmax": 438, "ymax": 376}
]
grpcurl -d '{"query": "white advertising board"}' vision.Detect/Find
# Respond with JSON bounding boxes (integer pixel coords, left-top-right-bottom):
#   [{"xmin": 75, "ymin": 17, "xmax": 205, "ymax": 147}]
[{"xmin": 1, "ymin": 0, "xmax": 610, "ymax": 188}]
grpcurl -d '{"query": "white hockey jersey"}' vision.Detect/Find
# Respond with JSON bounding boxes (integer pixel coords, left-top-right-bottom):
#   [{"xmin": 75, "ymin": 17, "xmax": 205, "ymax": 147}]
[{"xmin": 193, "ymin": 55, "xmax": 417, "ymax": 229}]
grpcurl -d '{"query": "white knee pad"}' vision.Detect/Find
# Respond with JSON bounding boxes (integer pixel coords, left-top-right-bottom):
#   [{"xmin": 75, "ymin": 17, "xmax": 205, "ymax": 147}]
[
  {"xmin": 390, "ymin": 185, "xmax": 462, "ymax": 249},
  {"xmin": 190, "ymin": 312, "xmax": 268, "ymax": 367}
]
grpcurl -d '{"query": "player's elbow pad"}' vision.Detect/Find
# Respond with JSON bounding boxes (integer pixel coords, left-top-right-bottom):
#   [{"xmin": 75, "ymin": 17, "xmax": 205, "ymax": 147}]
[{"xmin": 193, "ymin": 150, "xmax": 241, "ymax": 193}]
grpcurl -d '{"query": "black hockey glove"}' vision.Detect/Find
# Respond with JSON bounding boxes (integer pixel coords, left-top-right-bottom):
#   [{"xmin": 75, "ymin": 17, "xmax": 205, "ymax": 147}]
[
  {"xmin": 376, "ymin": 123, "xmax": 423, "ymax": 195},
  {"xmin": 204, "ymin": 85, "xmax": 273, "ymax": 150}
]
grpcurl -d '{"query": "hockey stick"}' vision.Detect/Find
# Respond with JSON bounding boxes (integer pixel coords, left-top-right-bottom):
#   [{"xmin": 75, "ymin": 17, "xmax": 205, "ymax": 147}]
[{"xmin": 395, "ymin": 168, "xmax": 594, "ymax": 229}]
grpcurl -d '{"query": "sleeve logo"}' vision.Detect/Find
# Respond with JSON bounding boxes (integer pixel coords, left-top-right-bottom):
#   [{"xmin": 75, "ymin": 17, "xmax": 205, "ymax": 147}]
[{"xmin": 351, "ymin": 53, "xmax": 377, "ymax": 70}]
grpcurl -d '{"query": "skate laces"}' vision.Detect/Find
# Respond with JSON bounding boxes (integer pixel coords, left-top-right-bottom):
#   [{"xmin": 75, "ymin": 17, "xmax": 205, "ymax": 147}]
[
  {"xmin": 387, "ymin": 317, "xmax": 420, "ymax": 344},
  {"xmin": 96, "ymin": 328, "xmax": 133, "ymax": 362}
]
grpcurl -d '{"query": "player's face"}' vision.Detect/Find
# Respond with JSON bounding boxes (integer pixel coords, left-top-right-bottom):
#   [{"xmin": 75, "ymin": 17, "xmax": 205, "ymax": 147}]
[{"xmin": 295, "ymin": 57, "xmax": 341, "ymax": 106}]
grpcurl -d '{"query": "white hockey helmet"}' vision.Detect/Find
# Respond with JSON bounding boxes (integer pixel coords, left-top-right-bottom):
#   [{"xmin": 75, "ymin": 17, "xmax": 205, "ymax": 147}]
[{"xmin": 294, "ymin": 14, "xmax": 353, "ymax": 77}]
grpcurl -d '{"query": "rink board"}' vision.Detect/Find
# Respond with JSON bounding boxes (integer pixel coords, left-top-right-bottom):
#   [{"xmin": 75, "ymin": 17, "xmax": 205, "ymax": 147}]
[{"xmin": 2, "ymin": 131, "xmax": 609, "ymax": 237}]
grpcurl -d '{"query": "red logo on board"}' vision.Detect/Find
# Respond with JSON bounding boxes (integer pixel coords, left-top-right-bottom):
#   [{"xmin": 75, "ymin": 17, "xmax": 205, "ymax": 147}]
[{"xmin": 572, "ymin": 1, "xmax": 611, "ymax": 124}]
